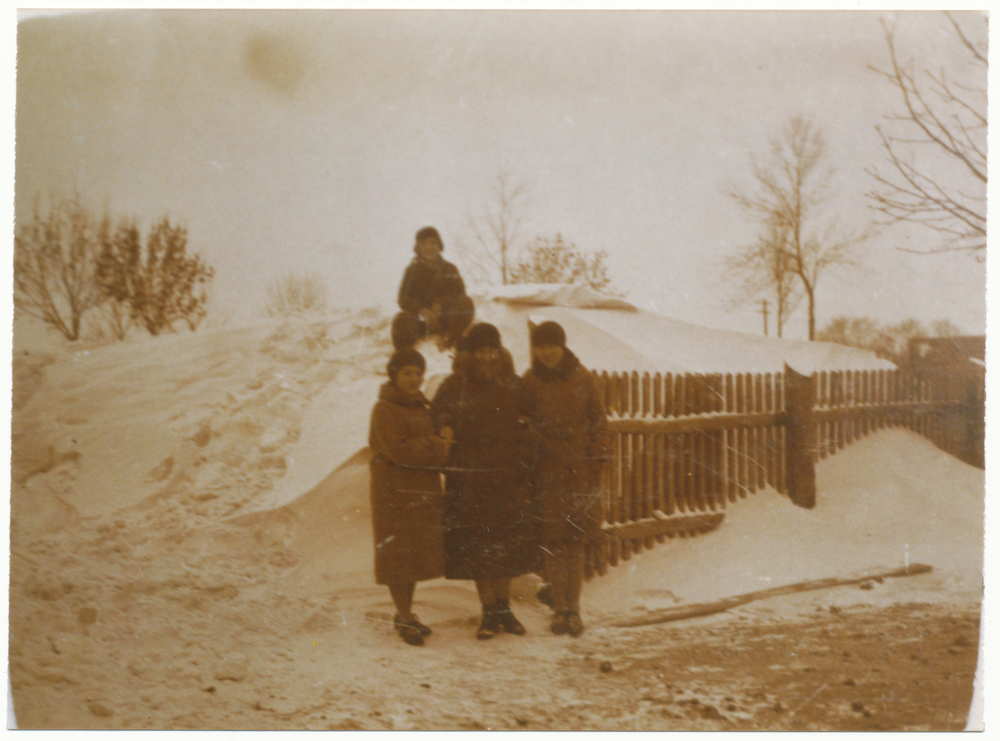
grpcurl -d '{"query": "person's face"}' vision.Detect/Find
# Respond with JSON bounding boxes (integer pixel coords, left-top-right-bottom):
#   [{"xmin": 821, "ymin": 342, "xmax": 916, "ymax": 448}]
[
  {"xmin": 416, "ymin": 238, "xmax": 443, "ymax": 260},
  {"xmin": 395, "ymin": 365, "xmax": 424, "ymax": 395},
  {"xmin": 472, "ymin": 346, "xmax": 500, "ymax": 380},
  {"xmin": 535, "ymin": 344, "xmax": 564, "ymax": 369}
]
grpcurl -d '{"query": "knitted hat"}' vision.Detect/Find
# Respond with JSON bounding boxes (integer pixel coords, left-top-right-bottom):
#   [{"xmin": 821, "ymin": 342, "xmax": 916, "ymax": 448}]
[
  {"xmin": 387, "ymin": 348, "xmax": 426, "ymax": 381},
  {"xmin": 463, "ymin": 323, "xmax": 502, "ymax": 352},
  {"xmin": 531, "ymin": 320, "xmax": 567, "ymax": 348},
  {"xmin": 414, "ymin": 226, "xmax": 444, "ymax": 252}
]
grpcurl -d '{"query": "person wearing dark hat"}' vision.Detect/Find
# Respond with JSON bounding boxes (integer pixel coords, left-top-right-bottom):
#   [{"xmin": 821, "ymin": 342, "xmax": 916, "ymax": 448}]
[
  {"xmin": 391, "ymin": 227, "xmax": 475, "ymax": 351},
  {"xmin": 369, "ymin": 348, "xmax": 455, "ymax": 646},
  {"xmin": 522, "ymin": 320, "xmax": 609, "ymax": 638},
  {"xmin": 431, "ymin": 323, "xmax": 542, "ymax": 639}
]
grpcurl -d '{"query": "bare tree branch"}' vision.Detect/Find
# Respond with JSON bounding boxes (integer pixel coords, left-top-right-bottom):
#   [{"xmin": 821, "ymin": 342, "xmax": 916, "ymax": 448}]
[
  {"xmin": 865, "ymin": 13, "xmax": 987, "ymax": 256},
  {"xmin": 455, "ymin": 172, "xmax": 533, "ymax": 286}
]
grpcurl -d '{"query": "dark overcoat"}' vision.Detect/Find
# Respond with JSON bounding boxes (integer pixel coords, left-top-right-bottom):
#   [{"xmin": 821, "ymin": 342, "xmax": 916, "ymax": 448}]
[
  {"xmin": 431, "ymin": 349, "xmax": 542, "ymax": 580},
  {"xmin": 397, "ymin": 256, "xmax": 467, "ymax": 314},
  {"xmin": 368, "ymin": 382, "xmax": 452, "ymax": 585},
  {"xmin": 522, "ymin": 349, "xmax": 610, "ymax": 544}
]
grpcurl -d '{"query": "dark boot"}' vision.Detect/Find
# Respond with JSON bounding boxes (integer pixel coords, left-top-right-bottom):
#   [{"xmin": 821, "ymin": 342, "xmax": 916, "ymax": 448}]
[
  {"xmin": 393, "ymin": 614, "xmax": 425, "ymax": 646},
  {"xmin": 497, "ymin": 599, "xmax": 527, "ymax": 636},
  {"xmin": 477, "ymin": 604, "xmax": 501, "ymax": 640},
  {"xmin": 550, "ymin": 610, "xmax": 568, "ymax": 635},
  {"xmin": 409, "ymin": 614, "xmax": 432, "ymax": 636},
  {"xmin": 394, "ymin": 612, "xmax": 432, "ymax": 637},
  {"xmin": 391, "ymin": 311, "xmax": 426, "ymax": 351},
  {"xmin": 565, "ymin": 611, "xmax": 585, "ymax": 638}
]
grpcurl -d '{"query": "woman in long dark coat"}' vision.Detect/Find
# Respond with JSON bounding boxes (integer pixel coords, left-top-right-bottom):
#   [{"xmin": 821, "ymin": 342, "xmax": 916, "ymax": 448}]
[
  {"xmin": 369, "ymin": 349, "xmax": 454, "ymax": 646},
  {"xmin": 522, "ymin": 321, "xmax": 609, "ymax": 637},
  {"xmin": 431, "ymin": 323, "xmax": 541, "ymax": 639}
]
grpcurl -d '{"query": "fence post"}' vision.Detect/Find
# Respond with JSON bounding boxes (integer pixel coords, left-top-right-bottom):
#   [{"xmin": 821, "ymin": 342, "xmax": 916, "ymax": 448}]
[{"xmin": 784, "ymin": 364, "xmax": 816, "ymax": 509}]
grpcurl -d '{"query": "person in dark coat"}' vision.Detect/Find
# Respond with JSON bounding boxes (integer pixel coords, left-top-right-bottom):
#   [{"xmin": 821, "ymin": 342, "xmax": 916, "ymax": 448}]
[
  {"xmin": 369, "ymin": 349, "xmax": 455, "ymax": 646},
  {"xmin": 431, "ymin": 323, "xmax": 541, "ymax": 639},
  {"xmin": 522, "ymin": 321, "xmax": 609, "ymax": 637},
  {"xmin": 392, "ymin": 226, "xmax": 475, "ymax": 351}
]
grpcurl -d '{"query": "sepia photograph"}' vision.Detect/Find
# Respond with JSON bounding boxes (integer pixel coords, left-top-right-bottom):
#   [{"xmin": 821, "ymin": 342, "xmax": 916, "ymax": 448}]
[{"xmin": 7, "ymin": 6, "xmax": 987, "ymax": 731}]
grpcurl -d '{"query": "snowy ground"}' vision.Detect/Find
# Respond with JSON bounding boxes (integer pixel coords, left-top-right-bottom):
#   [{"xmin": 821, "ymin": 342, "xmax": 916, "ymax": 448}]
[{"xmin": 7, "ymin": 298, "xmax": 985, "ymax": 730}]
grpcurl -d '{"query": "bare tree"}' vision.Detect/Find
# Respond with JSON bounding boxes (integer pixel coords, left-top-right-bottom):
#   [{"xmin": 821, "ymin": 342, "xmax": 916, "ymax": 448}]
[
  {"xmin": 509, "ymin": 234, "xmax": 617, "ymax": 294},
  {"xmin": 96, "ymin": 215, "xmax": 214, "ymax": 336},
  {"xmin": 724, "ymin": 215, "xmax": 801, "ymax": 338},
  {"xmin": 264, "ymin": 272, "xmax": 329, "ymax": 317},
  {"xmin": 817, "ymin": 315, "xmax": 882, "ymax": 351},
  {"xmin": 729, "ymin": 116, "xmax": 864, "ymax": 340},
  {"xmin": 13, "ymin": 195, "xmax": 106, "ymax": 341},
  {"xmin": 931, "ymin": 318, "xmax": 963, "ymax": 338},
  {"xmin": 866, "ymin": 13, "xmax": 987, "ymax": 256},
  {"xmin": 874, "ymin": 318, "xmax": 928, "ymax": 362},
  {"xmin": 456, "ymin": 172, "xmax": 532, "ymax": 286}
]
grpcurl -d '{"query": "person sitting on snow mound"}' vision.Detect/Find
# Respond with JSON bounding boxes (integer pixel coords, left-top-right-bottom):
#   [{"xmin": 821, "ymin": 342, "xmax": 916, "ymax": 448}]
[{"xmin": 392, "ymin": 226, "xmax": 475, "ymax": 351}]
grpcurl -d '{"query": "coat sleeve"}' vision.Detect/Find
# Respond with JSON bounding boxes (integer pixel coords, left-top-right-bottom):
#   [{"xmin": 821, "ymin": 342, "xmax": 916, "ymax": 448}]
[
  {"xmin": 429, "ymin": 374, "xmax": 460, "ymax": 431},
  {"xmin": 369, "ymin": 401, "xmax": 451, "ymax": 468},
  {"xmin": 397, "ymin": 262, "xmax": 425, "ymax": 313}
]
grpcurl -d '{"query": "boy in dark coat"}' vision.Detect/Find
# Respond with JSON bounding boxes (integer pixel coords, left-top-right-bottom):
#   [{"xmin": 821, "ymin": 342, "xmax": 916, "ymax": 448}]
[
  {"xmin": 392, "ymin": 226, "xmax": 475, "ymax": 351},
  {"xmin": 369, "ymin": 349, "xmax": 455, "ymax": 646},
  {"xmin": 522, "ymin": 321, "xmax": 609, "ymax": 637},
  {"xmin": 431, "ymin": 323, "xmax": 542, "ymax": 639}
]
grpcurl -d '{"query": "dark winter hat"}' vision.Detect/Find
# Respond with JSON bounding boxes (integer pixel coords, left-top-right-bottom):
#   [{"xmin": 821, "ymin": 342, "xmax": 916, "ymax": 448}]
[
  {"xmin": 531, "ymin": 320, "xmax": 567, "ymax": 348},
  {"xmin": 414, "ymin": 226, "xmax": 444, "ymax": 252},
  {"xmin": 463, "ymin": 323, "xmax": 502, "ymax": 352},
  {"xmin": 387, "ymin": 348, "xmax": 426, "ymax": 381}
]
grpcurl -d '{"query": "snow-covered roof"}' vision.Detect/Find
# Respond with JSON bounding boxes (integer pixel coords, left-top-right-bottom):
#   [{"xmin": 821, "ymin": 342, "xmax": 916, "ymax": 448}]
[
  {"xmin": 474, "ymin": 283, "xmax": 638, "ymax": 311},
  {"xmin": 468, "ymin": 284, "xmax": 896, "ymax": 376}
]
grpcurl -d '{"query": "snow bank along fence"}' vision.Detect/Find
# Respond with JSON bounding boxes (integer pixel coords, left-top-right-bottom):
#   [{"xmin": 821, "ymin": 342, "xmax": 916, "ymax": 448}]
[{"xmin": 585, "ymin": 363, "xmax": 982, "ymax": 577}]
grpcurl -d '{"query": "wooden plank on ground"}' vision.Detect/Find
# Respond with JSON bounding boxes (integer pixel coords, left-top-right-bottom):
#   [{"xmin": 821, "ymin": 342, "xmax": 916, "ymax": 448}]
[{"xmin": 608, "ymin": 564, "xmax": 934, "ymax": 628}]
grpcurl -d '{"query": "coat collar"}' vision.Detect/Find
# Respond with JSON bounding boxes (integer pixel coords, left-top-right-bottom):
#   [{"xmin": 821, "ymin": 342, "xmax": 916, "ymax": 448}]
[
  {"xmin": 379, "ymin": 381, "xmax": 430, "ymax": 407},
  {"xmin": 530, "ymin": 347, "xmax": 580, "ymax": 382}
]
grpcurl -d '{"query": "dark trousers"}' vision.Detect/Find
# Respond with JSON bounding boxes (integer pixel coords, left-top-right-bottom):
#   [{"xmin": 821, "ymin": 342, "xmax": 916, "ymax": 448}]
[{"xmin": 391, "ymin": 294, "xmax": 475, "ymax": 350}]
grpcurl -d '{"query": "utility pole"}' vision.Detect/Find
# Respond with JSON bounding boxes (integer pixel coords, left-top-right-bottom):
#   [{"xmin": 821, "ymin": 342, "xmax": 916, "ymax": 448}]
[{"xmin": 759, "ymin": 299, "xmax": 770, "ymax": 337}]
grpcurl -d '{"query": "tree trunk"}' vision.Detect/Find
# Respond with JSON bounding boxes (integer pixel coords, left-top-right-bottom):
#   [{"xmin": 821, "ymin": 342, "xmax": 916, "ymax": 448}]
[{"xmin": 807, "ymin": 288, "xmax": 816, "ymax": 341}]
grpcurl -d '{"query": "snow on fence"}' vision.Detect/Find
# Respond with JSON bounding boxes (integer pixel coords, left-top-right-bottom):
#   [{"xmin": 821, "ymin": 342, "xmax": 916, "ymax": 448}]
[{"xmin": 585, "ymin": 365, "xmax": 976, "ymax": 578}]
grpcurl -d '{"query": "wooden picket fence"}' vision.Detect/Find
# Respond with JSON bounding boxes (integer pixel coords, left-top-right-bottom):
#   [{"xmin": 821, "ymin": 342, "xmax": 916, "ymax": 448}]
[{"xmin": 584, "ymin": 366, "xmax": 976, "ymax": 578}]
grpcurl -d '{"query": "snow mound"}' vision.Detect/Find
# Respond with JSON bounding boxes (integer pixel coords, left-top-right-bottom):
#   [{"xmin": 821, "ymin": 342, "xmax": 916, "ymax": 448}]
[
  {"xmin": 586, "ymin": 429, "xmax": 984, "ymax": 618},
  {"xmin": 11, "ymin": 311, "xmax": 395, "ymax": 519}
]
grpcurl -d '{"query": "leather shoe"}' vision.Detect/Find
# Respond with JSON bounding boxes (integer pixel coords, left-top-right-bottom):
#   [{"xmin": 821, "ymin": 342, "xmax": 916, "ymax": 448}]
[
  {"xmin": 497, "ymin": 600, "xmax": 527, "ymax": 635},
  {"xmin": 565, "ymin": 611, "xmax": 585, "ymax": 637},
  {"xmin": 477, "ymin": 605, "xmax": 501, "ymax": 640},
  {"xmin": 550, "ymin": 611, "xmax": 568, "ymax": 635}
]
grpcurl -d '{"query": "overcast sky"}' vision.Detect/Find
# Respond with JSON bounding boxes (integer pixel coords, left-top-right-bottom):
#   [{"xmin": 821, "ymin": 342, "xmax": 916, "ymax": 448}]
[{"xmin": 12, "ymin": 8, "xmax": 988, "ymax": 337}]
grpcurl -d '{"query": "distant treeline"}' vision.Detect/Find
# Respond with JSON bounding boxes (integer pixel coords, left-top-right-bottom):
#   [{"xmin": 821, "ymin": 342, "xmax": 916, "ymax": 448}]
[{"xmin": 817, "ymin": 316, "xmax": 964, "ymax": 364}]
